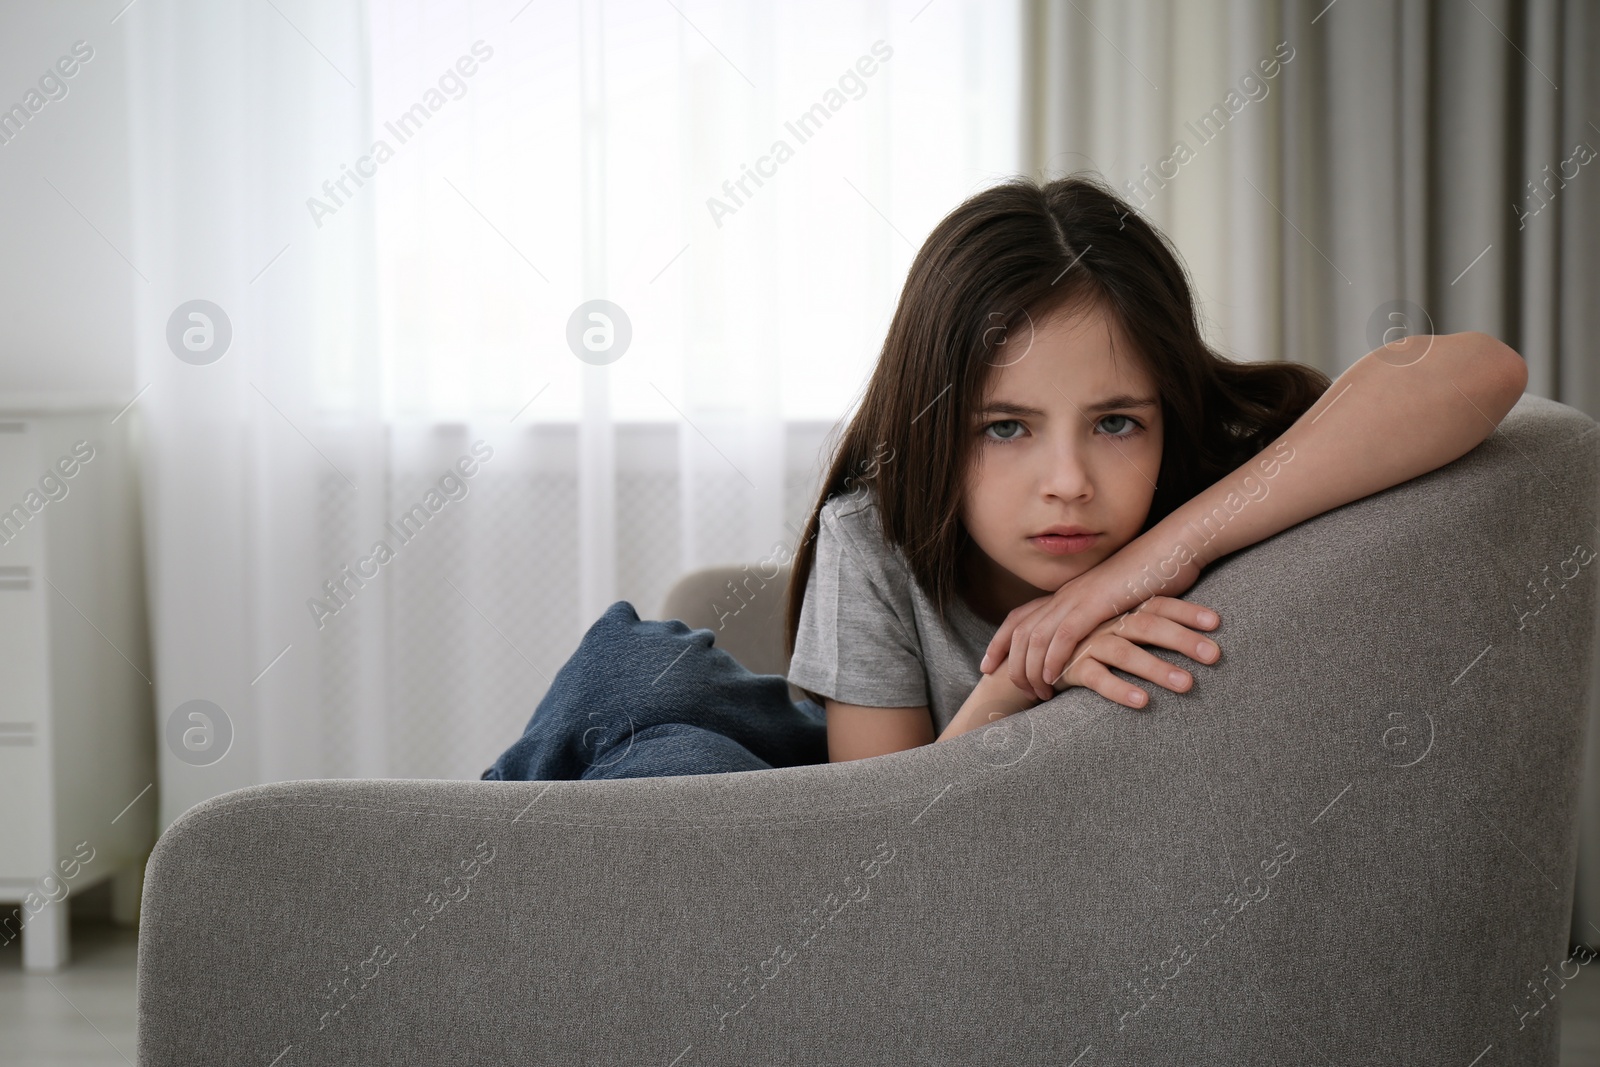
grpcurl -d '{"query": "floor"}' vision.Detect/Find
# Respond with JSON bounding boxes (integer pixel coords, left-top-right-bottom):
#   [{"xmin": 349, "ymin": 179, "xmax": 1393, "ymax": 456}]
[
  {"xmin": 0, "ymin": 920, "xmax": 137, "ymax": 1065},
  {"xmin": 2, "ymin": 913, "xmax": 1598, "ymax": 1064}
]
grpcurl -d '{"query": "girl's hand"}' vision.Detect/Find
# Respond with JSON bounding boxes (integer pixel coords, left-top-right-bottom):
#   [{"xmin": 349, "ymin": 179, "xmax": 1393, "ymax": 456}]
[
  {"xmin": 980, "ymin": 558, "xmax": 1214, "ymax": 699},
  {"xmin": 1046, "ymin": 596, "xmax": 1222, "ymax": 709}
]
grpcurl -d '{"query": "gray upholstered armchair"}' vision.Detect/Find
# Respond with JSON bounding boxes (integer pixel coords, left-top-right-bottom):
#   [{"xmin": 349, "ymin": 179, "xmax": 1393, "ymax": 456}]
[{"xmin": 136, "ymin": 394, "xmax": 1598, "ymax": 1064}]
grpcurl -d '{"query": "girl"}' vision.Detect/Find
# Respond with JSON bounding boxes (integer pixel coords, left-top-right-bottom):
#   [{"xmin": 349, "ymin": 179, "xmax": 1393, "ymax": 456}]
[{"xmin": 479, "ymin": 173, "xmax": 1527, "ymax": 781}]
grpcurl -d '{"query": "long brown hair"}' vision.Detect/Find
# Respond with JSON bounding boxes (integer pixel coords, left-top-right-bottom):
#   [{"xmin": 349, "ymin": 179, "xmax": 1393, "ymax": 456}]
[{"xmin": 782, "ymin": 172, "xmax": 1330, "ymax": 661}]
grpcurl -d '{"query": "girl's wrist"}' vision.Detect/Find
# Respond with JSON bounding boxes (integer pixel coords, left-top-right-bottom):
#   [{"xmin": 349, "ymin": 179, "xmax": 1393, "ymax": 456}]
[
  {"xmin": 1088, "ymin": 521, "xmax": 1206, "ymax": 613},
  {"xmin": 981, "ymin": 660, "xmax": 1041, "ymax": 706},
  {"xmin": 939, "ymin": 667, "xmax": 1038, "ymax": 742}
]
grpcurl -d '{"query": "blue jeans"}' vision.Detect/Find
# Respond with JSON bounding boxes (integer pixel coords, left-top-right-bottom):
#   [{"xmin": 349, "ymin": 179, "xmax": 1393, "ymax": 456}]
[{"xmin": 479, "ymin": 600, "xmax": 829, "ymax": 781}]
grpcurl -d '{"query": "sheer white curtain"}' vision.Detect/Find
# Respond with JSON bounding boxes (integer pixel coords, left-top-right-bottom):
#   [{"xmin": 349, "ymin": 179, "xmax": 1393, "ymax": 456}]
[
  {"xmin": 130, "ymin": 0, "xmax": 1022, "ymax": 827},
  {"xmin": 127, "ymin": 0, "xmax": 376, "ymax": 829}
]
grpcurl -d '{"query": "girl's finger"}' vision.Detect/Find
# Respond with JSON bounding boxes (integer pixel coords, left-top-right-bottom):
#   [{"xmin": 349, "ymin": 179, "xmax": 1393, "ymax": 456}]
[
  {"xmin": 980, "ymin": 623, "xmax": 1014, "ymax": 673},
  {"xmin": 1010, "ymin": 602, "xmax": 1052, "ymax": 691},
  {"xmin": 1143, "ymin": 596, "xmax": 1221, "ymax": 631},
  {"xmin": 1041, "ymin": 617, "xmax": 1093, "ymax": 695},
  {"xmin": 1073, "ymin": 657, "xmax": 1149, "ymax": 710},
  {"xmin": 1040, "ymin": 632, "xmax": 1070, "ymax": 698},
  {"xmin": 1050, "ymin": 638, "xmax": 1098, "ymax": 691},
  {"xmin": 1007, "ymin": 622, "xmax": 1034, "ymax": 693},
  {"xmin": 1092, "ymin": 635, "xmax": 1195, "ymax": 694},
  {"xmin": 984, "ymin": 616, "xmax": 1018, "ymax": 674},
  {"xmin": 1114, "ymin": 611, "xmax": 1221, "ymax": 665},
  {"xmin": 987, "ymin": 598, "xmax": 1047, "ymax": 673},
  {"xmin": 1032, "ymin": 610, "xmax": 1078, "ymax": 699},
  {"xmin": 1022, "ymin": 621, "xmax": 1057, "ymax": 701}
]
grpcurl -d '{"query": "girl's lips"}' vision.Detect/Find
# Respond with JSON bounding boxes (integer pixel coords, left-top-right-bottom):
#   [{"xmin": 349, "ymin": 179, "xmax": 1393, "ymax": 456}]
[{"xmin": 1028, "ymin": 533, "xmax": 1099, "ymax": 555}]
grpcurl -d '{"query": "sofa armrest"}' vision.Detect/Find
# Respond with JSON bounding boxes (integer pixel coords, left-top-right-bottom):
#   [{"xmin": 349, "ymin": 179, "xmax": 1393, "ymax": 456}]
[{"xmin": 136, "ymin": 395, "xmax": 1600, "ymax": 1065}]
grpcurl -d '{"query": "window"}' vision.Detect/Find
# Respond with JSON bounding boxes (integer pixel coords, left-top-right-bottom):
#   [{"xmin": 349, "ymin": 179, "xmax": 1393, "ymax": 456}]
[{"xmin": 354, "ymin": 0, "xmax": 1023, "ymax": 423}]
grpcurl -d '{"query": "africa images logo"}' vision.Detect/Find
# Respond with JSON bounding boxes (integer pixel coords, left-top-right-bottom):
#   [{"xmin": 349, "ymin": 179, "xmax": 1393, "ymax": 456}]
[
  {"xmin": 704, "ymin": 40, "xmax": 893, "ymax": 228},
  {"xmin": 306, "ymin": 441, "xmax": 494, "ymax": 629},
  {"xmin": 306, "ymin": 40, "xmax": 495, "ymax": 228}
]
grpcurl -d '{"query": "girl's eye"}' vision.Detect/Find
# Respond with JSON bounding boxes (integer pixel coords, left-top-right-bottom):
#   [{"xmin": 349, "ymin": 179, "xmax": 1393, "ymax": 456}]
[
  {"xmin": 1098, "ymin": 414, "xmax": 1143, "ymax": 437},
  {"xmin": 982, "ymin": 419, "xmax": 1026, "ymax": 442},
  {"xmin": 981, "ymin": 415, "xmax": 1144, "ymax": 442}
]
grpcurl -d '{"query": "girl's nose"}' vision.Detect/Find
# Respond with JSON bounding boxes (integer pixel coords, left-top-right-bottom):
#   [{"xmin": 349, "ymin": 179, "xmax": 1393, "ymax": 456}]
[{"xmin": 1038, "ymin": 441, "xmax": 1092, "ymax": 500}]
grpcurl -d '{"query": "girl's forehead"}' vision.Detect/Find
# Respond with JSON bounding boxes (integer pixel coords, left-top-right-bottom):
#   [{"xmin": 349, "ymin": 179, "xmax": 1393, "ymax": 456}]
[
  {"xmin": 980, "ymin": 305, "xmax": 1154, "ymax": 397},
  {"xmin": 1035, "ymin": 299, "xmax": 1126, "ymax": 349}
]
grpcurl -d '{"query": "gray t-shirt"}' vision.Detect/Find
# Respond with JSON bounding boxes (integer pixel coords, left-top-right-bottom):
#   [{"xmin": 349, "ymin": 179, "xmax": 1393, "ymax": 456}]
[{"xmin": 787, "ymin": 488, "xmax": 999, "ymax": 735}]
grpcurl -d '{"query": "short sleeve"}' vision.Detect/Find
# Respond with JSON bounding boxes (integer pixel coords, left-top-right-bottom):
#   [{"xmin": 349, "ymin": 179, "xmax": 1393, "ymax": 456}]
[{"xmin": 786, "ymin": 493, "xmax": 930, "ymax": 709}]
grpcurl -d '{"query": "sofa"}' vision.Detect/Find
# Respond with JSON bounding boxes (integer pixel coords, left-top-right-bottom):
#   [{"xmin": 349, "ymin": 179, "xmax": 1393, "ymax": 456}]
[{"xmin": 135, "ymin": 393, "xmax": 1599, "ymax": 1065}]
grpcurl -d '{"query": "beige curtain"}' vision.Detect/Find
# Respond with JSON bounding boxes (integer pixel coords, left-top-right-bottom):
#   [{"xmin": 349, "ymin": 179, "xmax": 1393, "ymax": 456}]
[{"xmin": 1023, "ymin": 0, "xmax": 1600, "ymax": 942}]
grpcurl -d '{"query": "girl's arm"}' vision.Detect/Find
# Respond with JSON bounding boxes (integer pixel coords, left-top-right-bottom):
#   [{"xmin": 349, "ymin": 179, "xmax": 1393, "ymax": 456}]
[
  {"xmin": 984, "ymin": 330, "xmax": 1530, "ymax": 700},
  {"xmin": 935, "ymin": 665, "xmax": 1039, "ymax": 742},
  {"xmin": 827, "ymin": 666, "xmax": 1041, "ymax": 758},
  {"xmin": 826, "ymin": 700, "xmax": 934, "ymax": 761}
]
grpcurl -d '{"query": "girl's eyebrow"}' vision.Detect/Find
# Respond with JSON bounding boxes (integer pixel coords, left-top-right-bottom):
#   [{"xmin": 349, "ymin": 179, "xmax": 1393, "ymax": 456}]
[{"xmin": 977, "ymin": 394, "xmax": 1157, "ymax": 418}]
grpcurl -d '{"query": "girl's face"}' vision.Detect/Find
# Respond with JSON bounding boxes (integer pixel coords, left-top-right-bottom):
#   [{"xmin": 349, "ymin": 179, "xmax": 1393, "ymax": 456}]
[{"xmin": 959, "ymin": 300, "xmax": 1164, "ymax": 612}]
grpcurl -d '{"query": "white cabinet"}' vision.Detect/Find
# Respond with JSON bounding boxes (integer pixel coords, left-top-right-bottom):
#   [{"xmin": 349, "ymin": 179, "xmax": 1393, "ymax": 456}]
[{"xmin": 0, "ymin": 409, "xmax": 156, "ymax": 972}]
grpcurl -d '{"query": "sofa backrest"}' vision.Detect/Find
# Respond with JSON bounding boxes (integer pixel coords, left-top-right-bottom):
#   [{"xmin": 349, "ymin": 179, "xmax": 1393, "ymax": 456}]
[
  {"xmin": 666, "ymin": 391, "xmax": 1600, "ymax": 1056},
  {"xmin": 659, "ymin": 561, "xmax": 794, "ymax": 678}
]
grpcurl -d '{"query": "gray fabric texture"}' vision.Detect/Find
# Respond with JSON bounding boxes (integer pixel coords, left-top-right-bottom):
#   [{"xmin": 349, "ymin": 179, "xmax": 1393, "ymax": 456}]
[
  {"xmin": 787, "ymin": 487, "xmax": 997, "ymax": 733},
  {"xmin": 137, "ymin": 394, "xmax": 1598, "ymax": 1065}
]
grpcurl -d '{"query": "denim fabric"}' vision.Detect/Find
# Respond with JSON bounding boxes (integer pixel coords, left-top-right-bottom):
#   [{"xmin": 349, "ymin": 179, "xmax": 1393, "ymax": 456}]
[{"xmin": 480, "ymin": 600, "xmax": 829, "ymax": 781}]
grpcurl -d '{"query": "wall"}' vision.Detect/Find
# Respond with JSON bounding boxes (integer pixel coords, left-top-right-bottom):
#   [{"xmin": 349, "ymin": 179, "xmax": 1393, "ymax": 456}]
[{"xmin": 0, "ymin": 6, "xmax": 135, "ymax": 407}]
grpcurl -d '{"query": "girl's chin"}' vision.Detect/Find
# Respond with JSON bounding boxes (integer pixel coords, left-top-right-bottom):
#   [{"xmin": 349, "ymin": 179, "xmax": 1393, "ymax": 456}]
[
  {"xmin": 1029, "ymin": 556, "xmax": 1103, "ymax": 589},
  {"xmin": 1009, "ymin": 563, "xmax": 1081, "ymax": 596}
]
